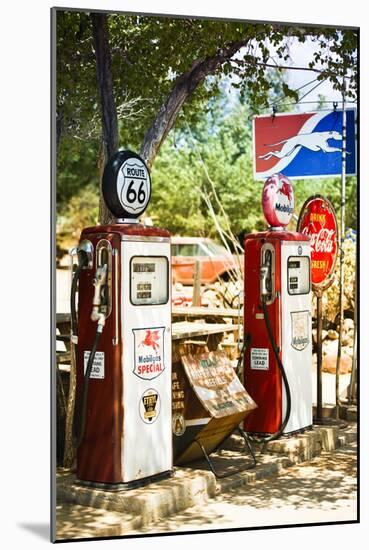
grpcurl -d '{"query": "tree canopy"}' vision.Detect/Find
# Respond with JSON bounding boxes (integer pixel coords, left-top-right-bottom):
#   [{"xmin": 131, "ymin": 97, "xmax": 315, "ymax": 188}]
[{"xmin": 56, "ymin": 10, "xmax": 357, "ymax": 247}]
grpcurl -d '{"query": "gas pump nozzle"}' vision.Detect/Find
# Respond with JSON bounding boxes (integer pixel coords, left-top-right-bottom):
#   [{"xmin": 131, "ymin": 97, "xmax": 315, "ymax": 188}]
[
  {"xmin": 91, "ymin": 264, "xmax": 108, "ymax": 329},
  {"xmin": 260, "ymin": 265, "xmax": 269, "ymax": 297}
]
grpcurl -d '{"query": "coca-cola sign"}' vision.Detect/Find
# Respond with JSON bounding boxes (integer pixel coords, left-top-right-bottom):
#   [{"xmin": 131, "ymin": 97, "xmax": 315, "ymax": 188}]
[{"xmin": 297, "ymin": 195, "xmax": 338, "ymax": 290}]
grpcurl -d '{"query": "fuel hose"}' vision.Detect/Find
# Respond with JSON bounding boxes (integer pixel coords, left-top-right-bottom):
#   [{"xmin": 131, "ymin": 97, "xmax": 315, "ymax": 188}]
[
  {"xmin": 69, "ymin": 250, "xmax": 103, "ymax": 449},
  {"xmin": 74, "ymin": 325, "xmax": 102, "ymax": 448},
  {"xmin": 245, "ymin": 296, "xmax": 292, "ymax": 452}
]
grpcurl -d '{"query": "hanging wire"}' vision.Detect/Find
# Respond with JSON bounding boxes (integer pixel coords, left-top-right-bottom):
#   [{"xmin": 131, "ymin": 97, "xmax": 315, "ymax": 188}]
[
  {"xmin": 296, "ymin": 79, "xmax": 325, "ymax": 103},
  {"xmin": 266, "ymin": 77, "xmax": 319, "ymax": 112},
  {"xmin": 255, "ymin": 73, "xmax": 356, "ymax": 115}
]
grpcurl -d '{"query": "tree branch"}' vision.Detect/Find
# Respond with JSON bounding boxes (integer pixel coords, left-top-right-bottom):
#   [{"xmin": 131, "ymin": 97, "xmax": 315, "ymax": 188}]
[
  {"xmin": 140, "ymin": 38, "xmax": 250, "ymax": 168},
  {"xmin": 90, "ymin": 12, "xmax": 118, "ymax": 224},
  {"xmin": 91, "ymin": 12, "xmax": 119, "ymax": 159}
]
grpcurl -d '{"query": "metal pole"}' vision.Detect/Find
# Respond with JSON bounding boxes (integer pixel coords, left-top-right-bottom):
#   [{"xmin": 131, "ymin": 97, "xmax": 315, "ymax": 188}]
[
  {"xmin": 348, "ymin": 242, "xmax": 357, "ymax": 403},
  {"xmin": 335, "ymin": 77, "xmax": 347, "ymax": 419},
  {"xmin": 316, "ymin": 290, "xmax": 323, "ymax": 420},
  {"xmin": 192, "ymin": 260, "xmax": 201, "ymax": 307}
]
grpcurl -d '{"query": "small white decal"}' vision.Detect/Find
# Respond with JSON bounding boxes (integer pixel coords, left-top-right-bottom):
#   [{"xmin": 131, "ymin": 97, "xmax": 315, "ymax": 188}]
[
  {"xmin": 83, "ymin": 351, "xmax": 105, "ymax": 379},
  {"xmin": 139, "ymin": 389, "xmax": 160, "ymax": 424},
  {"xmin": 133, "ymin": 327, "xmax": 165, "ymax": 380},
  {"xmin": 250, "ymin": 348, "xmax": 269, "ymax": 370}
]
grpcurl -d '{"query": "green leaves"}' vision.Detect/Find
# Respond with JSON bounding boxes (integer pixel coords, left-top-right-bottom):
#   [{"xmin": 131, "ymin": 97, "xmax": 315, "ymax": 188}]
[{"xmin": 56, "ymin": 10, "xmax": 357, "ymax": 244}]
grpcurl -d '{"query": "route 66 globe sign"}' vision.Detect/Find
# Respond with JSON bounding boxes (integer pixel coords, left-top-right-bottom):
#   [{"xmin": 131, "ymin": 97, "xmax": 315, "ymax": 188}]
[
  {"xmin": 262, "ymin": 173, "xmax": 294, "ymax": 228},
  {"xmin": 102, "ymin": 150, "xmax": 151, "ymax": 219}
]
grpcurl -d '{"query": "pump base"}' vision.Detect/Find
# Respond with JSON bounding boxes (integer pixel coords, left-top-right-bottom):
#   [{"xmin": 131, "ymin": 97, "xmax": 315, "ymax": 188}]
[{"xmin": 75, "ymin": 469, "xmax": 174, "ymax": 492}]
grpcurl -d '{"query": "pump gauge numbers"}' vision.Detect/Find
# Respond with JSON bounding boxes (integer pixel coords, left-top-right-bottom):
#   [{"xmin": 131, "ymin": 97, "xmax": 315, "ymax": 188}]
[
  {"xmin": 130, "ymin": 256, "xmax": 169, "ymax": 306},
  {"xmin": 102, "ymin": 150, "xmax": 151, "ymax": 219}
]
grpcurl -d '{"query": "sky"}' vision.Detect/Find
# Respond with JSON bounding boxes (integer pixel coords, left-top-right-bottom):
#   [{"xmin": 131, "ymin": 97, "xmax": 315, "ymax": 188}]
[
  {"xmin": 285, "ymin": 37, "xmax": 354, "ymax": 111},
  {"xmin": 225, "ymin": 33, "xmax": 357, "ymax": 115}
]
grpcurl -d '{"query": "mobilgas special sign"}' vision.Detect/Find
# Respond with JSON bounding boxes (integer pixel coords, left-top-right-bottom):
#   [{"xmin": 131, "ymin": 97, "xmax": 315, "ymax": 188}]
[
  {"xmin": 253, "ymin": 110, "xmax": 356, "ymax": 179},
  {"xmin": 132, "ymin": 327, "xmax": 165, "ymax": 380}
]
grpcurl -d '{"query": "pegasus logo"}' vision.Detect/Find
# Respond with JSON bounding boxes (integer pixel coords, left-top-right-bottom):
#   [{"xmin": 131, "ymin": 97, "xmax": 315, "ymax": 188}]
[
  {"xmin": 139, "ymin": 330, "xmax": 161, "ymax": 352},
  {"xmin": 277, "ymin": 181, "xmax": 293, "ymax": 202},
  {"xmin": 259, "ymin": 130, "xmax": 345, "ymax": 161}
]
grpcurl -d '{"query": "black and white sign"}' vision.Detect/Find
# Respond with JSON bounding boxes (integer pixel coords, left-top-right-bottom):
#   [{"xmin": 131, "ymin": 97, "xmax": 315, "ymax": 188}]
[
  {"xmin": 117, "ymin": 158, "xmax": 150, "ymax": 215},
  {"xmin": 139, "ymin": 389, "xmax": 161, "ymax": 424},
  {"xmin": 102, "ymin": 150, "xmax": 151, "ymax": 219},
  {"xmin": 250, "ymin": 348, "xmax": 269, "ymax": 370},
  {"xmin": 83, "ymin": 351, "xmax": 105, "ymax": 379}
]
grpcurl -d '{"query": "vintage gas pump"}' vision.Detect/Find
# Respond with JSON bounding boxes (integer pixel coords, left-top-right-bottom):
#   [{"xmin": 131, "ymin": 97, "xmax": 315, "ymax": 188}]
[
  {"xmin": 243, "ymin": 173, "xmax": 313, "ymax": 441},
  {"xmin": 71, "ymin": 150, "xmax": 172, "ymax": 488}
]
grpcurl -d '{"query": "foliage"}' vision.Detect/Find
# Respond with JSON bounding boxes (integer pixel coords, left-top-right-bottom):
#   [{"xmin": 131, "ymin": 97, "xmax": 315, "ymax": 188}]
[
  {"xmin": 323, "ymin": 237, "xmax": 357, "ymax": 321},
  {"xmin": 56, "ymin": 89, "xmax": 357, "ymax": 251},
  {"xmin": 57, "ymin": 184, "xmax": 99, "ymax": 252},
  {"xmin": 147, "ymin": 90, "xmax": 357, "ymax": 242},
  {"xmin": 56, "ymin": 11, "xmax": 357, "ymax": 212}
]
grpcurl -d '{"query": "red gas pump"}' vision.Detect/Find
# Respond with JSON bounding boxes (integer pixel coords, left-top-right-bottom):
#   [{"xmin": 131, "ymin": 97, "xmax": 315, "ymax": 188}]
[
  {"xmin": 243, "ymin": 174, "xmax": 313, "ymax": 441},
  {"xmin": 71, "ymin": 150, "xmax": 173, "ymax": 488}
]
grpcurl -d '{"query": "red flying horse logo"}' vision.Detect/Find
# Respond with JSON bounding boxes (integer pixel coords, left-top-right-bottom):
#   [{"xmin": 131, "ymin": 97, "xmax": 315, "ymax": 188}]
[
  {"xmin": 139, "ymin": 330, "xmax": 161, "ymax": 352},
  {"xmin": 277, "ymin": 181, "xmax": 293, "ymax": 202}
]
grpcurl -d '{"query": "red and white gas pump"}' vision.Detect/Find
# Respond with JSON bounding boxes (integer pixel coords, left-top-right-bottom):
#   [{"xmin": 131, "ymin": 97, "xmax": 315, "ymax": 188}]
[
  {"xmin": 243, "ymin": 173, "xmax": 313, "ymax": 440},
  {"xmin": 71, "ymin": 150, "xmax": 172, "ymax": 488}
]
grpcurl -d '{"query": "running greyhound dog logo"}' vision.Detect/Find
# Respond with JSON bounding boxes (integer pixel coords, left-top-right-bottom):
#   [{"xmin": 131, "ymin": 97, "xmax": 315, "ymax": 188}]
[
  {"xmin": 133, "ymin": 327, "xmax": 165, "ymax": 380},
  {"xmin": 259, "ymin": 131, "xmax": 344, "ymax": 161}
]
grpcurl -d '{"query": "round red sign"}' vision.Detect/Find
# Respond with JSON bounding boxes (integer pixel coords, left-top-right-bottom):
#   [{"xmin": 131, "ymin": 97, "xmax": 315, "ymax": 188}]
[
  {"xmin": 262, "ymin": 173, "xmax": 294, "ymax": 228},
  {"xmin": 297, "ymin": 195, "xmax": 338, "ymax": 290}
]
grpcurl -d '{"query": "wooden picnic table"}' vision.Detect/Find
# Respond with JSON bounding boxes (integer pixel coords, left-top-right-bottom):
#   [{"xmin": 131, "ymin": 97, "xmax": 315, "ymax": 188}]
[
  {"xmin": 56, "ymin": 313, "xmax": 239, "ymax": 364},
  {"xmin": 172, "ymin": 306, "xmax": 241, "ymax": 321}
]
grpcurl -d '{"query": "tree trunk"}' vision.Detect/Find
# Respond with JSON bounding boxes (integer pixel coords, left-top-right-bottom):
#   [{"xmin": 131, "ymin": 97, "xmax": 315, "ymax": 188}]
[
  {"xmin": 140, "ymin": 38, "xmax": 250, "ymax": 168},
  {"xmin": 91, "ymin": 12, "xmax": 119, "ymax": 224}
]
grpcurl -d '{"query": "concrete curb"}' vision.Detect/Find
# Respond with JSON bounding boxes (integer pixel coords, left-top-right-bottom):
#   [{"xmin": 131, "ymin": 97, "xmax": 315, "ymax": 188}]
[
  {"xmin": 57, "ymin": 422, "xmax": 357, "ymax": 538},
  {"xmin": 57, "ymin": 467, "xmax": 216, "ymax": 530}
]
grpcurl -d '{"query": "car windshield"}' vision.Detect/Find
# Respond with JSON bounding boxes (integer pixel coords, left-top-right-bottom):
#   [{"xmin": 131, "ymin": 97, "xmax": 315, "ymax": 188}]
[
  {"xmin": 175, "ymin": 244, "xmax": 201, "ymax": 256},
  {"xmin": 200, "ymin": 241, "xmax": 231, "ymax": 257}
]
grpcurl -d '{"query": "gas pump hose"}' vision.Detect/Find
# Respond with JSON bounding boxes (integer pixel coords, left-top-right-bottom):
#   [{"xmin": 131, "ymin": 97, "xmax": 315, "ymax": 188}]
[
  {"xmin": 70, "ymin": 250, "xmax": 106, "ymax": 448},
  {"xmin": 246, "ymin": 297, "xmax": 292, "ymax": 452},
  {"xmin": 74, "ymin": 324, "xmax": 103, "ymax": 448}
]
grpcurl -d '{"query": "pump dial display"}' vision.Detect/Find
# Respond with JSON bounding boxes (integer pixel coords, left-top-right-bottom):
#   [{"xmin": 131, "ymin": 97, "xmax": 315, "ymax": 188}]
[
  {"xmin": 287, "ymin": 256, "xmax": 310, "ymax": 295},
  {"xmin": 130, "ymin": 256, "xmax": 168, "ymax": 305}
]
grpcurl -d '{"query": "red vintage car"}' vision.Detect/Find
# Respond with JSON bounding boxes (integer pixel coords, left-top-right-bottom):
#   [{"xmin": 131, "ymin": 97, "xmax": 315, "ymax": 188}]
[{"xmin": 171, "ymin": 236, "xmax": 241, "ymax": 285}]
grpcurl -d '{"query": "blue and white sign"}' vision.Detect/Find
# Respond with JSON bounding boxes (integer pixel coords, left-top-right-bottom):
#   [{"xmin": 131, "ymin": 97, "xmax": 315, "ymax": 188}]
[{"xmin": 253, "ymin": 109, "xmax": 356, "ymax": 179}]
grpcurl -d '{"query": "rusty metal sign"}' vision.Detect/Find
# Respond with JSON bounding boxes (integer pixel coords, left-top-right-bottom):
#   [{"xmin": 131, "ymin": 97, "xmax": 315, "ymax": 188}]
[{"xmin": 180, "ymin": 351, "xmax": 257, "ymax": 418}]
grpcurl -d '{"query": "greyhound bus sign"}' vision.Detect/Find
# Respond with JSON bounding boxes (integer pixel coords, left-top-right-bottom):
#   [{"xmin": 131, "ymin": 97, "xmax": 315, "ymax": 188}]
[{"xmin": 253, "ymin": 110, "xmax": 356, "ymax": 179}]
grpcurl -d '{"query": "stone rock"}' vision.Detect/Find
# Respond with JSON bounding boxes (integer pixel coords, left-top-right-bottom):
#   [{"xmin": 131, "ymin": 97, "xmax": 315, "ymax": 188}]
[
  {"xmin": 323, "ymin": 339, "xmax": 338, "ymax": 356},
  {"xmin": 343, "ymin": 318, "xmax": 355, "ymax": 332},
  {"xmin": 322, "ymin": 354, "xmax": 352, "ymax": 374},
  {"xmin": 342, "ymin": 333, "xmax": 353, "ymax": 347},
  {"xmin": 342, "ymin": 346, "xmax": 354, "ymax": 357}
]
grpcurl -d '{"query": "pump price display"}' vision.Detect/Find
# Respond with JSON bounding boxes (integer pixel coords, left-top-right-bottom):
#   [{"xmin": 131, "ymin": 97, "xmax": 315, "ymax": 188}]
[{"xmin": 131, "ymin": 256, "xmax": 168, "ymax": 305}]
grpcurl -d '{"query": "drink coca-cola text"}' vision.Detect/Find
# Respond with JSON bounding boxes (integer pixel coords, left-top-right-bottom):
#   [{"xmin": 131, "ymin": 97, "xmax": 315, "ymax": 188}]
[{"xmin": 302, "ymin": 227, "xmax": 335, "ymax": 253}]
